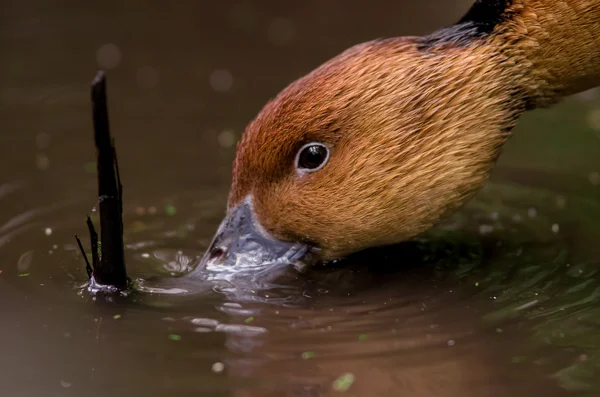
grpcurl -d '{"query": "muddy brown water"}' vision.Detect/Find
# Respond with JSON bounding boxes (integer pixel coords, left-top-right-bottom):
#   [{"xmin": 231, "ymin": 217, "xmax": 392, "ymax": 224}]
[{"xmin": 2, "ymin": 1, "xmax": 600, "ymax": 396}]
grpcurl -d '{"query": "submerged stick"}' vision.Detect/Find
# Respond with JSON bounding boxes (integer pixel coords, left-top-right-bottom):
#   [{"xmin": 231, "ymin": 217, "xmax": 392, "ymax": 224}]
[{"xmin": 76, "ymin": 71, "xmax": 128, "ymax": 290}]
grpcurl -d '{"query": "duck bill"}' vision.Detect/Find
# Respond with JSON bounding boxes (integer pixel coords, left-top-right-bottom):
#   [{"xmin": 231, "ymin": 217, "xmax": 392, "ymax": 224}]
[{"xmin": 199, "ymin": 198, "xmax": 311, "ymax": 271}]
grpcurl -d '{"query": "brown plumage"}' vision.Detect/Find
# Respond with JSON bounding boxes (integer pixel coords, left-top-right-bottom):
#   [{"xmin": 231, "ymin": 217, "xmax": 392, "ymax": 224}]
[{"xmin": 203, "ymin": 1, "xmax": 600, "ymax": 267}]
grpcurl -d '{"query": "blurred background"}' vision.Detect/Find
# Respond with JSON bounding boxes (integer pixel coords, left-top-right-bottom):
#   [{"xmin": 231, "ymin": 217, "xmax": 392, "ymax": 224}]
[
  {"xmin": 2, "ymin": 0, "xmax": 600, "ymax": 190},
  {"xmin": 2, "ymin": 1, "xmax": 600, "ymax": 396}
]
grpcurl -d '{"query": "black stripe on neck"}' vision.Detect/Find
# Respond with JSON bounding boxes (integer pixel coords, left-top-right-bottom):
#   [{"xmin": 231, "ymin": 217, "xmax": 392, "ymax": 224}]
[
  {"xmin": 458, "ymin": 0, "xmax": 513, "ymax": 35},
  {"xmin": 418, "ymin": 0, "xmax": 513, "ymax": 50}
]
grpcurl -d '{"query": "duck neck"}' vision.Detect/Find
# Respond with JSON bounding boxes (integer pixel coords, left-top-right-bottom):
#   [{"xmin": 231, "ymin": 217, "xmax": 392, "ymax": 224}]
[
  {"xmin": 496, "ymin": 0, "xmax": 600, "ymax": 107},
  {"xmin": 424, "ymin": 0, "xmax": 600, "ymax": 109}
]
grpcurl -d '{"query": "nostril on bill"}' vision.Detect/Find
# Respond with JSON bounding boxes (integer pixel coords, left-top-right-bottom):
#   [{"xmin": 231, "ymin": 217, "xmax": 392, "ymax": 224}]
[{"xmin": 208, "ymin": 246, "xmax": 226, "ymax": 264}]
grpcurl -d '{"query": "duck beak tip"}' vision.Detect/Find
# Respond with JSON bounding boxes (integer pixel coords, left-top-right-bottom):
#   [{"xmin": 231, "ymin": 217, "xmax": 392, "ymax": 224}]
[{"xmin": 199, "ymin": 198, "xmax": 311, "ymax": 272}]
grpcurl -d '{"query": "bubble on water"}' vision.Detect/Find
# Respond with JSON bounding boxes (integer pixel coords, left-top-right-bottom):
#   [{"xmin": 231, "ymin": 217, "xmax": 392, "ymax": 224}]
[
  {"xmin": 17, "ymin": 251, "xmax": 33, "ymax": 273},
  {"xmin": 36, "ymin": 132, "xmax": 50, "ymax": 149},
  {"xmin": 36, "ymin": 153, "xmax": 49, "ymax": 170},
  {"xmin": 44, "ymin": 227, "xmax": 52, "ymax": 236},
  {"xmin": 212, "ymin": 362, "xmax": 225, "ymax": 373},
  {"xmin": 136, "ymin": 65, "xmax": 159, "ymax": 89},
  {"xmin": 218, "ymin": 129, "xmax": 236, "ymax": 148},
  {"xmin": 528, "ymin": 207, "xmax": 537, "ymax": 218},
  {"xmin": 447, "ymin": 339, "xmax": 456, "ymax": 347},
  {"xmin": 141, "ymin": 253, "xmax": 150, "ymax": 259},
  {"xmin": 96, "ymin": 43, "xmax": 122, "ymax": 69},
  {"xmin": 210, "ymin": 69, "xmax": 233, "ymax": 92},
  {"xmin": 552, "ymin": 223, "xmax": 560, "ymax": 233},
  {"xmin": 589, "ymin": 171, "xmax": 600, "ymax": 186},
  {"xmin": 267, "ymin": 17, "xmax": 295, "ymax": 46}
]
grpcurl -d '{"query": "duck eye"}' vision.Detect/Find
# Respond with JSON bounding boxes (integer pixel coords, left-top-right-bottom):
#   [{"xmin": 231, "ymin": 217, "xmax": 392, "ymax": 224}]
[{"xmin": 296, "ymin": 143, "xmax": 330, "ymax": 172}]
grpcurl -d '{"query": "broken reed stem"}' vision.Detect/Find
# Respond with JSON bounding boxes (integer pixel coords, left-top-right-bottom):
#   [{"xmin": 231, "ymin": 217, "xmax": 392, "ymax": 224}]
[
  {"xmin": 76, "ymin": 71, "xmax": 128, "ymax": 290},
  {"xmin": 75, "ymin": 234, "xmax": 92, "ymax": 278},
  {"xmin": 86, "ymin": 216, "xmax": 100, "ymax": 273}
]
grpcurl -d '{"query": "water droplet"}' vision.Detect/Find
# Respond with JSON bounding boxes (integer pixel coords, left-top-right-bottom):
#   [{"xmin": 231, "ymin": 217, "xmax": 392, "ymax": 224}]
[
  {"xmin": 44, "ymin": 227, "xmax": 52, "ymax": 236},
  {"xmin": 96, "ymin": 43, "xmax": 122, "ymax": 69},
  {"xmin": 447, "ymin": 340, "xmax": 456, "ymax": 347},
  {"xmin": 36, "ymin": 153, "xmax": 49, "ymax": 170},
  {"xmin": 212, "ymin": 362, "xmax": 225, "ymax": 373},
  {"xmin": 209, "ymin": 69, "xmax": 233, "ymax": 92},
  {"xmin": 552, "ymin": 223, "xmax": 560, "ymax": 233},
  {"xmin": 217, "ymin": 129, "xmax": 236, "ymax": 148}
]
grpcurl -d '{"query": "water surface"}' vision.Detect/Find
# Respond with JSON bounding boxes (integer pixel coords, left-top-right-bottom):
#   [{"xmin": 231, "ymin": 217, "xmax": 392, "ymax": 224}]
[{"xmin": 2, "ymin": 1, "xmax": 600, "ymax": 396}]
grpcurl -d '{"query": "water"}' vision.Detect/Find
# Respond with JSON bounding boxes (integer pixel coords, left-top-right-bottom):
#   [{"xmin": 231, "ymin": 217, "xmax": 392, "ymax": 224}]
[{"xmin": 2, "ymin": 0, "xmax": 600, "ymax": 396}]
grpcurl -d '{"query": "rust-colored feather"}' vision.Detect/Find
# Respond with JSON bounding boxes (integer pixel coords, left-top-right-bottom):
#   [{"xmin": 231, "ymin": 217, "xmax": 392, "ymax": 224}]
[{"xmin": 228, "ymin": 0, "xmax": 600, "ymax": 260}]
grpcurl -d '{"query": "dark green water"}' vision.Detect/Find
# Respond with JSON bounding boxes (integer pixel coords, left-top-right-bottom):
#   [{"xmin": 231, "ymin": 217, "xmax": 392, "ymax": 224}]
[{"xmin": 2, "ymin": 1, "xmax": 600, "ymax": 396}]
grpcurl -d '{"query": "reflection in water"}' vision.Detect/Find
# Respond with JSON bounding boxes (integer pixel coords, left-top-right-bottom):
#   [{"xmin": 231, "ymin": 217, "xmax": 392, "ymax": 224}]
[{"xmin": 2, "ymin": 0, "xmax": 600, "ymax": 396}]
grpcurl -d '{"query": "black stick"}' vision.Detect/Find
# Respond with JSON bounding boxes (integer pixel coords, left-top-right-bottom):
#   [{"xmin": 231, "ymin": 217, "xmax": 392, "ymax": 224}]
[
  {"xmin": 88, "ymin": 71, "xmax": 128, "ymax": 288},
  {"xmin": 86, "ymin": 216, "xmax": 100, "ymax": 273},
  {"xmin": 75, "ymin": 234, "xmax": 93, "ymax": 278}
]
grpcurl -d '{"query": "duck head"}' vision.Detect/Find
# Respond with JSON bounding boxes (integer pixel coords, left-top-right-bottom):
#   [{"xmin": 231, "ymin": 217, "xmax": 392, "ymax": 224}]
[
  {"xmin": 201, "ymin": 0, "xmax": 600, "ymax": 270},
  {"xmin": 202, "ymin": 40, "xmax": 524, "ymax": 269}
]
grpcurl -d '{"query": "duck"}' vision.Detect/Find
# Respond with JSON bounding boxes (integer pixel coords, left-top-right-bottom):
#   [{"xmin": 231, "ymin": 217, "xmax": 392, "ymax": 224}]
[{"xmin": 200, "ymin": 0, "xmax": 600, "ymax": 270}]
